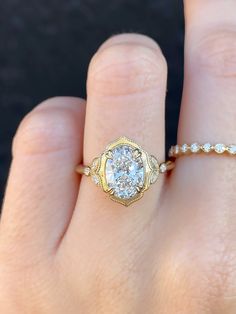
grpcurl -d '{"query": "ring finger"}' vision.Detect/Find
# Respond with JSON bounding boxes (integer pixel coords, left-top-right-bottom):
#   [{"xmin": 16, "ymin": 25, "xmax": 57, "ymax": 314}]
[
  {"xmin": 62, "ymin": 33, "xmax": 168, "ymax": 264},
  {"xmin": 170, "ymin": 1, "xmax": 236, "ymax": 202},
  {"xmin": 164, "ymin": 1, "xmax": 236, "ymax": 309}
]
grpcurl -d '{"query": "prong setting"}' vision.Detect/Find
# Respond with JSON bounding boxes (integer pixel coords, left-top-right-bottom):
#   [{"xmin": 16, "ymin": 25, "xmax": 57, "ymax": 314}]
[
  {"xmin": 132, "ymin": 148, "xmax": 142, "ymax": 159},
  {"xmin": 105, "ymin": 150, "xmax": 113, "ymax": 159},
  {"xmin": 108, "ymin": 188, "xmax": 115, "ymax": 195}
]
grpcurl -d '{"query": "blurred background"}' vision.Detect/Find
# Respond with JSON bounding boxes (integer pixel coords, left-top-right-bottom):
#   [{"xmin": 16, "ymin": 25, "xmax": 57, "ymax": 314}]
[{"xmin": 0, "ymin": 0, "xmax": 184, "ymax": 203}]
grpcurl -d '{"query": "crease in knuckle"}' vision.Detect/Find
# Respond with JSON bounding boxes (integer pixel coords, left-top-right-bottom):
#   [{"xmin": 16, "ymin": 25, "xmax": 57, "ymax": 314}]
[
  {"xmin": 194, "ymin": 29, "xmax": 236, "ymax": 79},
  {"xmin": 204, "ymin": 239, "xmax": 236, "ymax": 304},
  {"xmin": 202, "ymin": 246, "xmax": 236, "ymax": 305},
  {"xmin": 0, "ymin": 261, "xmax": 53, "ymax": 313},
  {"xmin": 89, "ymin": 44, "xmax": 167, "ymax": 96},
  {"xmin": 158, "ymin": 233, "xmax": 236, "ymax": 312}
]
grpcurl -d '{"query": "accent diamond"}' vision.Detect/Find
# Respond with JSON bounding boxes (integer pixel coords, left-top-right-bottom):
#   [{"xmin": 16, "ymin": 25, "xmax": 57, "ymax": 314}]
[
  {"xmin": 159, "ymin": 163, "xmax": 167, "ymax": 173},
  {"xmin": 181, "ymin": 144, "xmax": 188, "ymax": 153},
  {"xmin": 175, "ymin": 145, "xmax": 180, "ymax": 154},
  {"xmin": 91, "ymin": 158, "xmax": 99, "ymax": 171},
  {"xmin": 228, "ymin": 145, "xmax": 236, "ymax": 155},
  {"xmin": 84, "ymin": 167, "xmax": 91, "ymax": 176},
  {"xmin": 214, "ymin": 143, "xmax": 226, "ymax": 154},
  {"xmin": 150, "ymin": 171, "xmax": 159, "ymax": 184},
  {"xmin": 190, "ymin": 143, "xmax": 200, "ymax": 153},
  {"xmin": 169, "ymin": 146, "xmax": 174, "ymax": 157},
  {"xmin": 105, "ymin": 145, "xmax": 144, "ymax": 199},
  {"xmin": 202, "ymin": 143, "xmax": 212, "ymax": 153}
]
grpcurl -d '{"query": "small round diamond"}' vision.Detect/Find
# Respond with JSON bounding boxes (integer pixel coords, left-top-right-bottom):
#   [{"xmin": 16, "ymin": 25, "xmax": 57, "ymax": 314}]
[
  {"xmin": 190, "ymin": 143, "xmax": 200, "ymax": 153},
  {"xmin": 105, "ymin": 145, "xmax": 144, "ymax": 199},
  {"xmin": 214, "ymin": 143, "xmax": 226, "ymax": 154},
  {"xmin": 228, "ymin": 145, "xmax": 236, "ymax": 155},
  {"xmin": 202, "ymin": 143, "xmax": 212, "ymax": 153},
  {"xmin": 181, "ymin": 144, "xmax": 189, "ymax": 153},
  {"xmin": 84, "ymin": 167, "xmax": 91, "ymax": 176},
  {"xmin": 169, "ymin": 146, "xmax": 174, "ymax": 157},
  {"xmin": 159, "ymin": 163, "xmax": 167, "ymax": 173},
  {"xmin": 174, "ymin": 145, "xmax": 180, "ymax": 155}
]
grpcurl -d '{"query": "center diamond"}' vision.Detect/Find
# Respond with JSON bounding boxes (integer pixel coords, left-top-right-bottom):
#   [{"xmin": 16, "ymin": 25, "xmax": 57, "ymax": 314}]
[{"xmin": 105, "ymin": 145, "xmax": 144, "ymax": 199}]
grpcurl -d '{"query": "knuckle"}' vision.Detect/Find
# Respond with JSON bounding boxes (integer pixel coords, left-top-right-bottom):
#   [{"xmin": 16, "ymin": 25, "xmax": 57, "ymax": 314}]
[
  {"xmin": 159, "ymin": 233, "xmax": 236, "ymax": 311},
  {"xmin": 88, "ymin": 42, "xmax": 167, "ymax": 96},
  {"xmin": 205, "ymin": 236, "xmax": 236, "ymax": 304},
  {"xmin": 194, "ymin": 29, "xmax": 236, "ymax": 78},
  {"xmin": 0, "ymin": 262, "xmax": 52, "ymax": 313},
  {"xmin": 13, "ymin": 102, "xmax": 79, "ymax": 156}
]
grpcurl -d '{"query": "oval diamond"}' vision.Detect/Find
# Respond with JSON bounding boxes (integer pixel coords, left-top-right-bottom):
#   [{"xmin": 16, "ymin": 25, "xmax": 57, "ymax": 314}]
[{"xmin": 105, "ymin": 145, "xmax": 144, "ymax": 199}]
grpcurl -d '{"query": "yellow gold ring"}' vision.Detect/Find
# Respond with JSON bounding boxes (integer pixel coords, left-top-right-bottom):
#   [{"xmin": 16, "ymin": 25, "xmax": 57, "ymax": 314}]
[
  {"xmin": 76, "ymin": 137, "xmax": 174, "ymax": 206},
  {"xmin": 169, "ymin": 143, "xmax": 236, "ymax": 158}
]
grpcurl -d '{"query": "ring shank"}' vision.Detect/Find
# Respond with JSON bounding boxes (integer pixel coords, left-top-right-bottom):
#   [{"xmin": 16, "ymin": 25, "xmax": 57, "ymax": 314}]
[
  {"xmin": 162, "ymin": 161, "xmax": 175, "ymax": 172},
  {"xmin": 76, "ymin": 165, "xmax": 91, "ymax": 176}
]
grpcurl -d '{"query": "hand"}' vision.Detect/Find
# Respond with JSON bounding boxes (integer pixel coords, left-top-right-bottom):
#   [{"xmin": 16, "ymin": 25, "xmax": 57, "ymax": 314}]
[{"xmin": 1, "ymin": 1, "xmax": 236, "ymax": 313}]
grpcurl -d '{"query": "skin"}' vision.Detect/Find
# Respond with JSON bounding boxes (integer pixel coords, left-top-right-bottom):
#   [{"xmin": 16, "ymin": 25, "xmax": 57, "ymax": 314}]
[{"xmin": 1, "ymin": 0, "xmax": 236, "ymax": 313}]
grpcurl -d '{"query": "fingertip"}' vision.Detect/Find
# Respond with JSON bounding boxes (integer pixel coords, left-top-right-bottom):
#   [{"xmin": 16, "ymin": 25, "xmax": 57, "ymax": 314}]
[
  {"xmin": 88, "ymin": 34, "xmax": 167, "ymax": 98},
  {"xmin": 98, "ymin": 33, "xmax": 164, "ymax": 53}
]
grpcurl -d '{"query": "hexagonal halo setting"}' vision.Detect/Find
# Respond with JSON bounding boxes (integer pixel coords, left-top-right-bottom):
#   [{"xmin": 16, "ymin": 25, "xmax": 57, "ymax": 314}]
[{"xmin": 91, "ymin": 137, "xmax": 159, "ymax": 206}]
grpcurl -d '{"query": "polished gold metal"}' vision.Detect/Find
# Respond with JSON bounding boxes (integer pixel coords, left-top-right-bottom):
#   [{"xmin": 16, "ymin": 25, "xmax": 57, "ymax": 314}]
[
  {"xmin": 76, "ymin": 137, "xmax": 174, "ymax": 206},
  {"xmin": 169, "ymin": 143, "xmax": 236, "ymax": 158}
]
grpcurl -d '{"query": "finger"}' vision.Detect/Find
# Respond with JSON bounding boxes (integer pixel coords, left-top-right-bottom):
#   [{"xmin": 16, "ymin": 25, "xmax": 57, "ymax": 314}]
[
  {"xmin": 179, "ymin": 1, "xmax": 236, "ymax": 148},
  {"xmin": 65, "ymin": 34, "xmax": 167, "ymax": 247},
  {"xmin": 0, "ymin": 97, "xmax": 85, "ymax": 263},
  {"xmin": 175, "ymin": 1, "xmax": 236, "ymax": 183},
  {"xmin": 173, "ymin": 0, "xmax": 236, "ymax": 236},
  {"xmin": 162, "ymin": 2, "xmax": 236, "ymax": 310},
  {"xmin": 80, "ymin": 34, "xmax": 167, "ymax": 210}
]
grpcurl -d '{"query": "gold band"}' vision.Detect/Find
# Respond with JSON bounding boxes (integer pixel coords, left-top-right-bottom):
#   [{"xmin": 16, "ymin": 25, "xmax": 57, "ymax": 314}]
[
  {"xmin": 169, "ymin": 143, "xmax": 236, "ymax": 158},
  {"xmin": 76, "ymin": 165, "xmax": 91, "ymax": 176}
]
